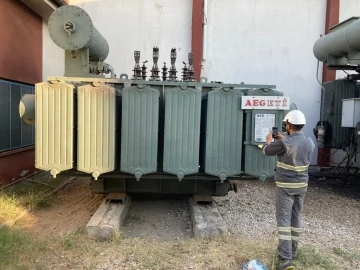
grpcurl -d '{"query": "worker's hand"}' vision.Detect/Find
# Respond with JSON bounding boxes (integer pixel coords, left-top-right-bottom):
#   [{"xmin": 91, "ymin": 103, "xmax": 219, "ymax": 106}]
[
  {"xmin": 276, "ymin": 132, "xmax": 285, "ymax": 140},
  {"xmin": 266, "ymin": 132, "xmax": 273, "ymax": 144}
]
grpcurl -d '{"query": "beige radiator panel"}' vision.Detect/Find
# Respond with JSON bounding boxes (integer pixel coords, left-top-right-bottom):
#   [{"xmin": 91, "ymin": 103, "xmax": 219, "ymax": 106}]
[
  {"xmin": 35, "ymin": 81, "xmax": 75, "ymax": 178},
  {"xmin": 77, "ymin": 83, "xmax": 116, "ymax": 180}
]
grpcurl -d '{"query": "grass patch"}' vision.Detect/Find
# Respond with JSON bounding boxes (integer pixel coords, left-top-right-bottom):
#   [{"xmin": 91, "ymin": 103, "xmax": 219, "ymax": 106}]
[
  {"xmin": 0, "ymin": 228, "xmax": 353, "ymax": 270},
  {"xmin": 92, "ymin": 235, "xmax": 276, "ymax": 270},
  {"xmin": 63, "ymin": 234, "xmax": 74, "ymax": 250},
  {"xmin": 0, "ymin": 193, "xmax": 23, "ymax": 222},
  {"xmin": 0, "ymin": 226, "xmax": 46, "ymax": 270},
  {"xmin": 0, "ymin": 182, "xmax": 51, "ymax": 225},
  {"xmin": 22, "ymin": 187, "xmax": 51, "ymax": 210},
  {"xmin": 295, "ymin": 246, "xmax": 337, "ymax": 270},
  {"xmin": 0, "ymin": 172, "xmax": 69, "ymax": 216},
  {"xmin": 333, "ymin": 247, "xmax": 360, "ymax": 265}
]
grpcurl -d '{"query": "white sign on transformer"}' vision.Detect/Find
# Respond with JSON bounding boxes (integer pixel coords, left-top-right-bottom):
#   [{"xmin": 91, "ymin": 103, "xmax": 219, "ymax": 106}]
[
  {"xmin": 254, "ymin": 114, "xmax": 276, "ymax": 142},
  {"xmin": 241, "ymin": 96, "xmax": 290, "ymax": 110}
]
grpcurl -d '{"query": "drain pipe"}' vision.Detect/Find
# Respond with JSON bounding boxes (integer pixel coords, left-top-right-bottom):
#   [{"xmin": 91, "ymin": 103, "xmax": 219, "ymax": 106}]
[
  {"xmin": 316, "ymin": 59, "xmax": 326, "ymax": 147},
  {"xmin": 316, "ymin": 59, "xmax": 326, "ymax": 125}
]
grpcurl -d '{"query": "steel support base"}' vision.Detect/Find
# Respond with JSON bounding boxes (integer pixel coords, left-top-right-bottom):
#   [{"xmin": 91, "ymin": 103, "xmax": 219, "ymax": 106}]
[{"xmin": 90, "ymin": 177, "xmax": 230, "ymax": 196}]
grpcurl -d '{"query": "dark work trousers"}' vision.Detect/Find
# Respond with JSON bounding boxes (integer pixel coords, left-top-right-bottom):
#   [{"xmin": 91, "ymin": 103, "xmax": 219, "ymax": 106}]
[{"xmin": 275, "ymin": 186, "xmax": 307, "ymax": 260}]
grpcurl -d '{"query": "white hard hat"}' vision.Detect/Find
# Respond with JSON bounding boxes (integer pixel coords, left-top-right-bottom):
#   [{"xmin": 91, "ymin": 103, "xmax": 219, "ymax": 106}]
[{"xmin": 283, "ymin": 110, "xmax": 306, "ymax": 125}]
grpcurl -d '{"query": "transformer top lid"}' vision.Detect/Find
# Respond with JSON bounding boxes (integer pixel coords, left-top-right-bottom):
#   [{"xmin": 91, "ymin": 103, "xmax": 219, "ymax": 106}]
[
  {"xmin": 48, "ymin": 5, "xmax": 94, "ymax": 51},
  {"xmin": 329, "ymin": 16, "xmax": 360, "ymax": 32}
]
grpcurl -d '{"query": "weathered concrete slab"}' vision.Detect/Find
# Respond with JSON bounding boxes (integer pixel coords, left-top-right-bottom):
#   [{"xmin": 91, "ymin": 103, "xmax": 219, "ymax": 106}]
[
  {"xmin": 192, "ymin": 194, "xmax": 213, "ymax": 204},
  {"xmin": 188, "ymin": 197, "xmax": 229, "ymax": 239},
  {"xmin": 86, "ymin": 194, "xmax": 131, "ymax": 241}
]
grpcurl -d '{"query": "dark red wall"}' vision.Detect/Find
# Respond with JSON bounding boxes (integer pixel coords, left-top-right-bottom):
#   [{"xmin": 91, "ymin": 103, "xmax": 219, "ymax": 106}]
[
  {"xmin": 0, "ymin": 0, "xmax": 42, "ymax": 186},
  {"xmin": 0, "ymin": 0, "xmax": 42, "ymax": 85},
  {"xmin": 0, "ymin": 147, "xmax": 39, "ymax": 186},
  {"xmin": 192, "ymin": 0, "xmax": 204, "ymax": 82}
]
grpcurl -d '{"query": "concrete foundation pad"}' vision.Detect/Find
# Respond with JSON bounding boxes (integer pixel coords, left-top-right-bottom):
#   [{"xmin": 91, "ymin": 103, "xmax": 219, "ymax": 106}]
[
  {"xmin": 188, "ymin": 197, "xmax": 229, "ymax": 239},
  {"xmin": 86, "ymin": 194, "xmax": 131, "ymax": 241}
]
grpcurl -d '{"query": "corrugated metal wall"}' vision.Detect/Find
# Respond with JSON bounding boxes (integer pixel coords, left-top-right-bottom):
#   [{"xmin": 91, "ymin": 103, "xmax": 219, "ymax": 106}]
[
  {"xmin": 0, "ymin": 79, "xmax": 35, "ymax": 152},
  {"xmin": 323, "ymin": 80, "xmax": 358, "ymax": 148}
]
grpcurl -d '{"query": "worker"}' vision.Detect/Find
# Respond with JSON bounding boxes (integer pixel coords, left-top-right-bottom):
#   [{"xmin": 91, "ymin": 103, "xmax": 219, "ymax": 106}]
[{"xmin": 261, "ymin": 110, "xmax": 315, "ymax": 270}]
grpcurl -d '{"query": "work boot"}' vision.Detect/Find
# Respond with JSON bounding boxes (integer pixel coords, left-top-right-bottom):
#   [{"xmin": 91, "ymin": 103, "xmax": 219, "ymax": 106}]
[{"xmin": 278, "ymin": 259, "xmax": 295, "ymax": 270}]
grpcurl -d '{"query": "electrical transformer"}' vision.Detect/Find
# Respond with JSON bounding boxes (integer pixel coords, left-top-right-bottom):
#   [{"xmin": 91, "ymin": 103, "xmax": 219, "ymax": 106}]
[
  {"xmin": 19, "ymin": 5, "xmax": 292, "ymax": 196},
  {"xmin": 313, "ymin": 17, "xmax": 360, "ymax": 184}
]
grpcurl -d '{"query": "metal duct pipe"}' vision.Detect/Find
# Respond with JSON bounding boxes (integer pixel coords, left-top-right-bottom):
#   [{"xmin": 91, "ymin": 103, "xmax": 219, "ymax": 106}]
[
  {"xmin": 313, "ymin": 17, "xmax": 360, "ymax": 63},
  {"xmin": 48, "ymin": 5, "xmax": 109, "ymax": 61}
]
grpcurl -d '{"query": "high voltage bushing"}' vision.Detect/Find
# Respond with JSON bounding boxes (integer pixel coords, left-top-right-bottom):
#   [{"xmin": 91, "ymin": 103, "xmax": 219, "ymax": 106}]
[
  {"xmin": 141, "ymin": 60, "xmax": 148, "ymax": 80},
  {"xmin": 181, "ymin": 61, "xmax": 188, "ymax": 81},
  {"xmin": 187, "ymin": 53, "xmax": 195, "ymax": 82},
  {"xmin": 130, "ymin": 48, "xmax": 195, "ymax": 81},
  {"xmin": 149, "ymin": 47, "xmax": 161, "ymax": 81},
  {"xmin": 168, "ymin": 48, "xmax": 178, "ymax": 81},
  {"xmin": 132, "ymin": 51, "xmax": 142, "ymax": 80},
  {"xmin": 181, "ymin": 53, "xmax": 195, "ymax": 82},
  {"xmin": 162, "ymin": 62, "xmax": 168, "ymax": 81}
]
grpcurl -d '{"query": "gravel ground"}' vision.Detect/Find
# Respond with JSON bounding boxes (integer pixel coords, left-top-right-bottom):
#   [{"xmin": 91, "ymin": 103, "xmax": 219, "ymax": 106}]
[
  {"xmin": 122, "ymin": 195, "xmax": 193, "ymax": 241},
  {"xmin": 214, "ymin": 179, "xmax": 360, "ymax": 251}
]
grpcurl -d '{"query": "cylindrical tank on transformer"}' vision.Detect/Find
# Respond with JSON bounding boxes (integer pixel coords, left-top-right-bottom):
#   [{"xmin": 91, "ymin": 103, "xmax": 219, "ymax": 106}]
[
  {"xmin": 313, "ymin": 17, "xmax": 360, "ymax": 64},
  {"xmin": 48, "ymin": 5, "xmax": 109, "ymax": 61}
]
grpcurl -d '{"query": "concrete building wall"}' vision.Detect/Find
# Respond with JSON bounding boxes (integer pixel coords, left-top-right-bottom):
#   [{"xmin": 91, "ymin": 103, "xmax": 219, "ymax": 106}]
[
  {"xmin": 69, "ymin": 0, "xmax": 193, "ymax": 79},
  {"xmin": 202, "ymin": 0, "xmax": 327, "ymax": 164},
  {"xmin": 42, "ymin": 21, "xmax": 65, "ymax": 80},
  {"xmin": 339, "ymin": 0, "xmax": 360, "ymax": 23}
]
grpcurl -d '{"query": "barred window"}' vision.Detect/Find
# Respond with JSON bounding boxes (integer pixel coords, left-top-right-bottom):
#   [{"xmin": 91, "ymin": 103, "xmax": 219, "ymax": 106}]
[{"xmin": 0, "ymin": 79, "xmax": 35, "ymax": 152}]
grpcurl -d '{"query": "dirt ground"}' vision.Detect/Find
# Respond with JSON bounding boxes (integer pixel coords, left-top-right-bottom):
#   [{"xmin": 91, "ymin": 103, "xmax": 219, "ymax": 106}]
[
  {"xmin": 17, "ymin": 177, "xmax": 193, "ymax": 242},
  {"xmin": 18, "ymin": 177, "xmax": 106, "ymax": 237}
]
